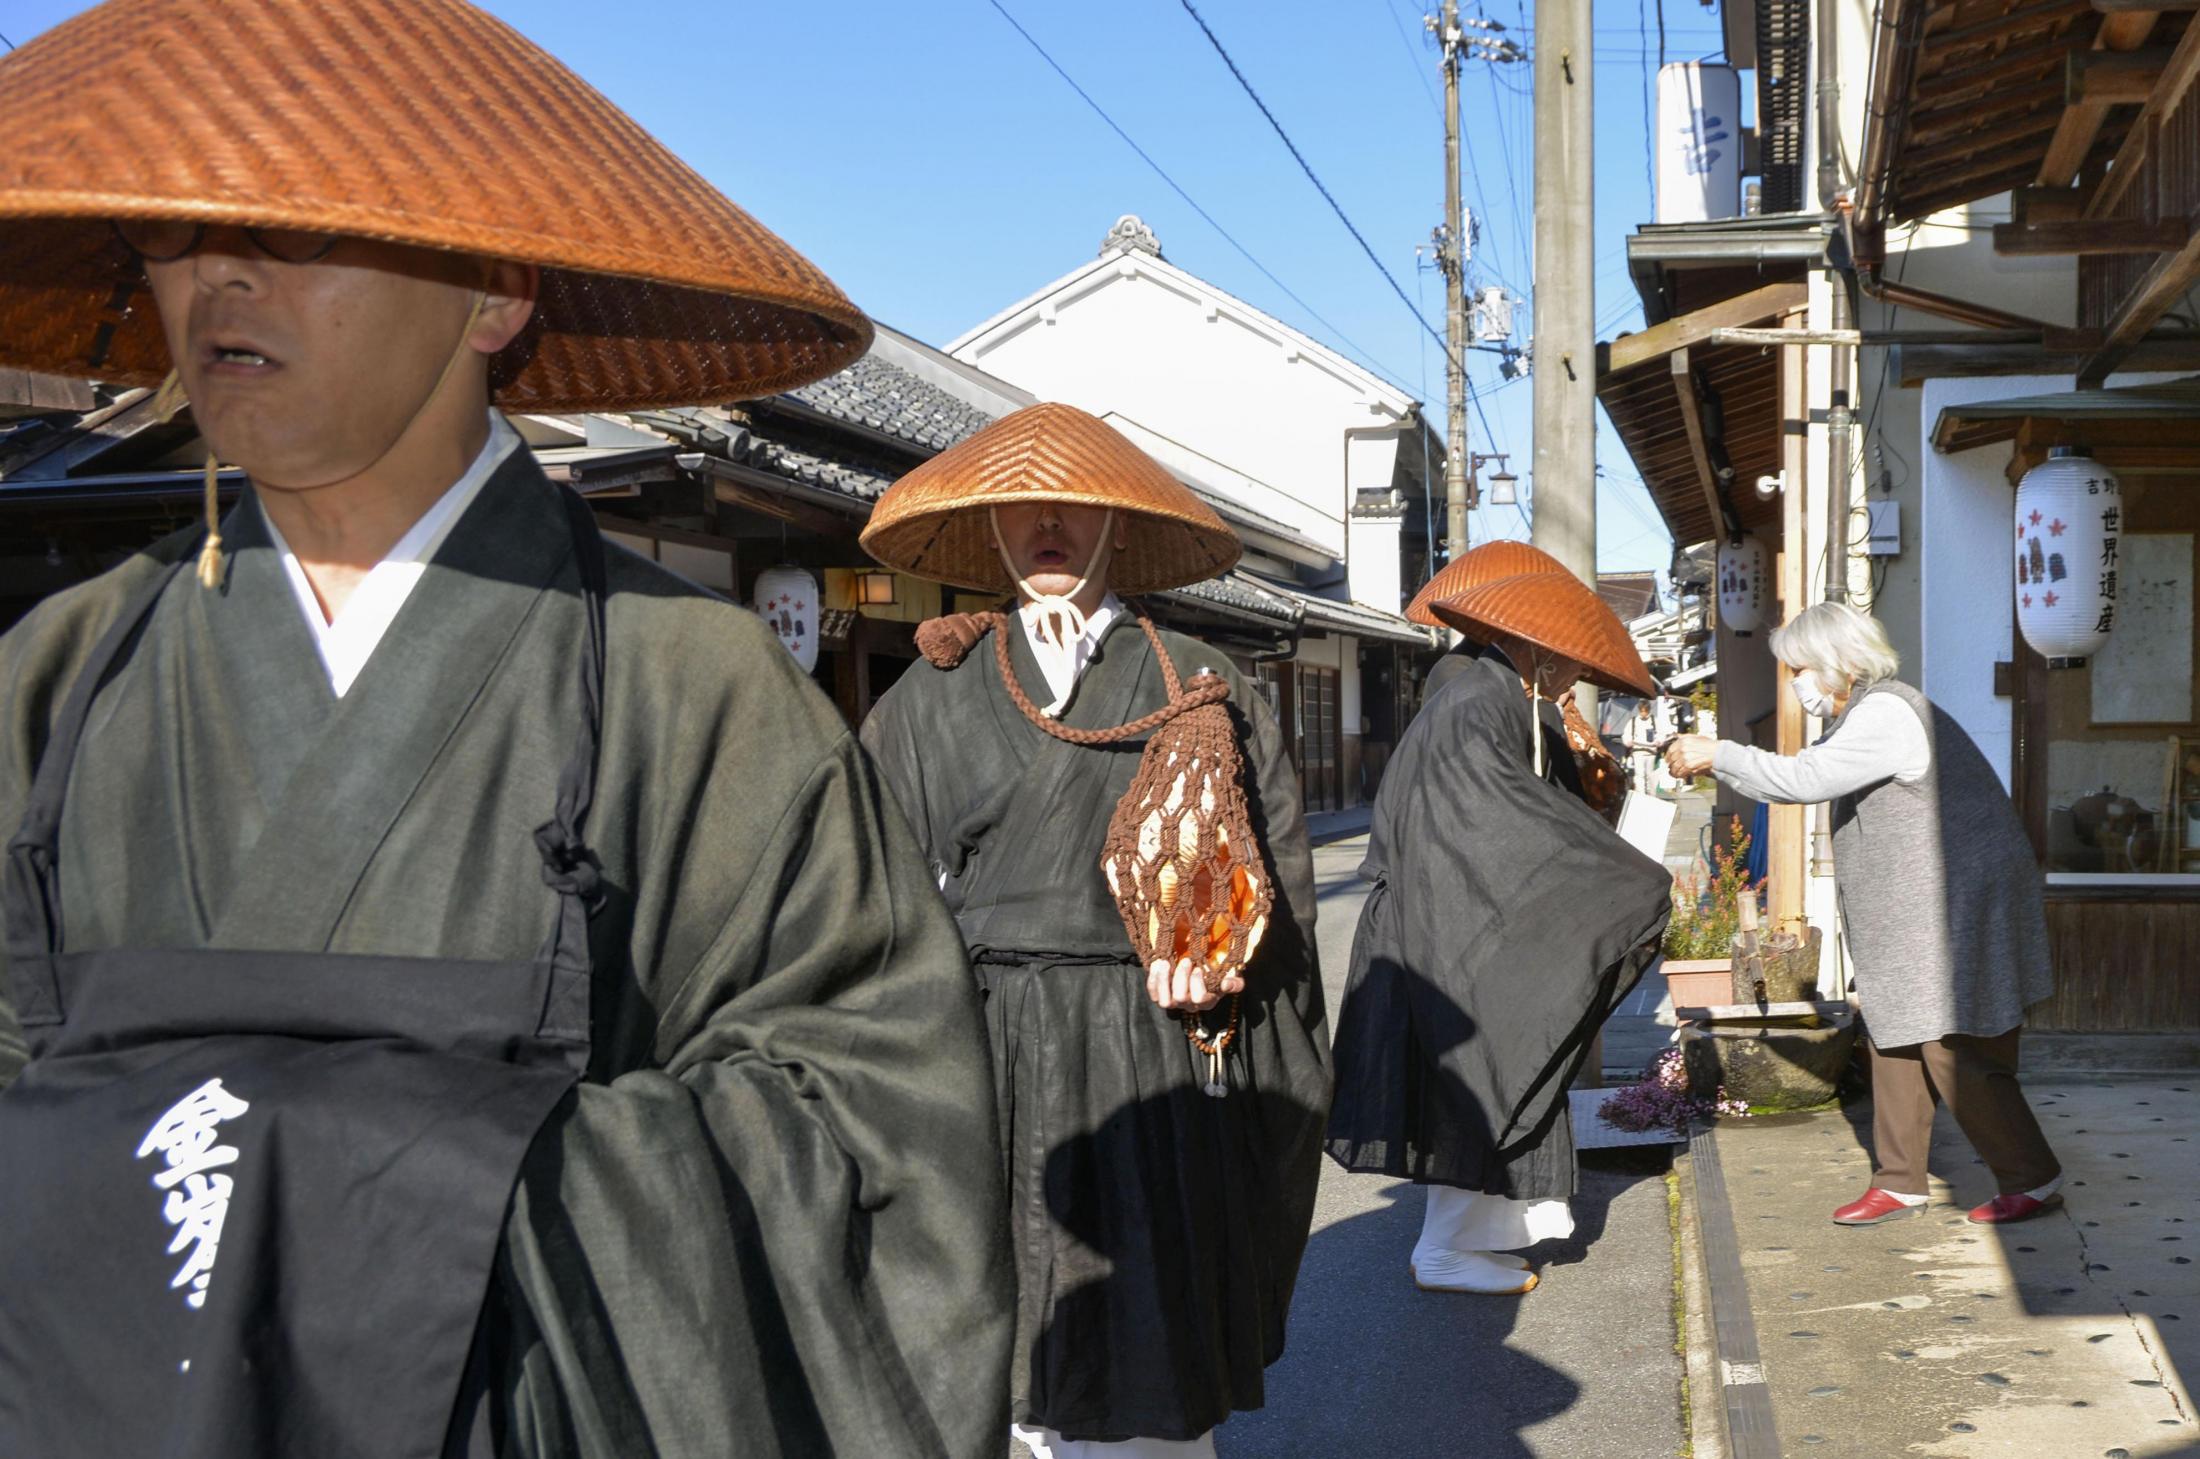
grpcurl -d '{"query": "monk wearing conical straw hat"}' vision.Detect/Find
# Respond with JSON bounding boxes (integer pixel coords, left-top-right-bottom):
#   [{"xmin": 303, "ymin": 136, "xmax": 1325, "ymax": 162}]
[
  {"xmin": 0, "ymin": 3, "xmax": 1010, "ymax": 1453},
  {"xmin": 860, "ymin": 402, "xmax": 1332, "ymax": 1459}
]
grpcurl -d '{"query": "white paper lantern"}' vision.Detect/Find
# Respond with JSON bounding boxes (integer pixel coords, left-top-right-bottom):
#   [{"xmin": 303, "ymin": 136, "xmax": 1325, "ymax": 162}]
[
  {"xmin": 1716, "ymin": 534, "xmax": 1769, "ymax": 636},
  {"xmin": 753, "ymin": 565, "xmax": 820, "ymax": 673},
  {"xmin": 2014, "ymin": 449, "xmax": 2120, "ymax": 665}
]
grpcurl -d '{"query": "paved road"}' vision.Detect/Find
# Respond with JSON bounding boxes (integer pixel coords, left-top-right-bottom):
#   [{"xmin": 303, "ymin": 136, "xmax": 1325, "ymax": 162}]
[{"xmin": 1212, "ymin": 835, "xmax": 1688, "ymax": 1458}]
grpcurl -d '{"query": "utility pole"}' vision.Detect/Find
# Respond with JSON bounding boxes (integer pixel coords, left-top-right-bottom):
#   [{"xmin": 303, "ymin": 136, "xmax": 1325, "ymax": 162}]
[
  {"xmin": 1529, "ymin": 0, "xmax": 1599, "ymax": 1087},
  {"xmin": 1436, "ymin": 0, "xmax": 1471, "ymax": 566},
  {"xmin": 1530, "ymin": 0, "xmax": 1595, "ymax": 591}
]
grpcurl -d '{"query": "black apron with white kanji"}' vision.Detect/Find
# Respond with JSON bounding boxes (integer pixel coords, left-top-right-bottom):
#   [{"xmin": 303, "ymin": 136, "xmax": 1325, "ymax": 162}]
[{"xmin": 0, "ymin": 488, "xmax": 610, "ymax": 1459}]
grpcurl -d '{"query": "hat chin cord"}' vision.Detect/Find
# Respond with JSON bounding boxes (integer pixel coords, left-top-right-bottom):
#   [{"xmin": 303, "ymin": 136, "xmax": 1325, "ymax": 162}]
[
  {"xmin": 992, "ymin": 506, "xmax": 1114, "ymax": 719},
  {"xmin": 1500, "ymin": 636, "xmax": 1559, "ymax": 778},
  {"xmin": 152, "ymin": 289, "xmax": 489, "ymax": 590}
]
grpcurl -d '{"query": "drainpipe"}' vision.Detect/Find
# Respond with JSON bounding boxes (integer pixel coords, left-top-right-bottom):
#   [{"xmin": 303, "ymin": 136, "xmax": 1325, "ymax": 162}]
[
  {"xmin": 1815, "ymin": 0, "xmax": 1844, "ymax": 214},
  {"xmin": 1825, "ymin": 254, "xmax": 1854, "ymax": 609},
  {"xmin": 1814, "ymin": 5, "xmax": 1850, "ymax": 982},
  {"xmin": 1851, "ymin": 0, "xmax": 1913, "ymax": 230}
]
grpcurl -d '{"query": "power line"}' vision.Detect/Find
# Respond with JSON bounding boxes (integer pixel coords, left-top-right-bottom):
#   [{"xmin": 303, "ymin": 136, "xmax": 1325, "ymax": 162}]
[
  {"xmin": 0, "ymin": 29, "xmax": 15, "ymax": 50},
  {"xmin": 1477, "ymin": 30, "xmax": 1532, "ymax": 289},
  {"xmin": 1176, "ymin": 0, "xmax": 1470, "ymax": 372},
  {"xmin": 1638, "ymin": 0, "xmax": 1656, "ymax": 197},
  {"xmin": 981, "ymin": 0, "xmax": 1417, "ymax": 390},
  {"xmin": 1392, "ymin": 0, "xmax": 1525, "ymax": 300},
  {"xmin": 1378, "ymin": 0, "xmax": 1443, "ymax": 119}
]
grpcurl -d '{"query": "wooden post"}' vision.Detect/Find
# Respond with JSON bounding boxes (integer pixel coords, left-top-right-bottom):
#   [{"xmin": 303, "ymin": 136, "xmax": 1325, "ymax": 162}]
[{"xmin": 1770, "ymin": 313, "xmax": 1810, "ymax": 927}]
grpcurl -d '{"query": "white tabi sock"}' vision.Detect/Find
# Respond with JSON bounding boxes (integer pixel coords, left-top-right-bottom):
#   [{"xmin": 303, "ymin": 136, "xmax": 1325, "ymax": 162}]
[
  {"xmin": 1409, "ymin": 1247, "xmax": 1539, "ymax": 1295},
  {"xmin": 1012, "ymin": 1423, "xmax": 1218, "ymax": 1459}
]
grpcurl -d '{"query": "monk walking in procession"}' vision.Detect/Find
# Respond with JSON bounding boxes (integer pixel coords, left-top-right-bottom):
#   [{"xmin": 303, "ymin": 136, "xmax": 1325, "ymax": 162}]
[
  {"xmin": 0, "ymin": 2, "xmax": 1012, "ymax": 1454},
  {"xmin": 858, "ymin": 403, "xmax": 1332, "ymax": 1459},
  {"xmin": 1408, "ymin": 539, "xmax": 1631, "ymax": 818},
  {"xmin": 1327, "ymin": 566, "xmax": 1669, "ymax": 1294}
]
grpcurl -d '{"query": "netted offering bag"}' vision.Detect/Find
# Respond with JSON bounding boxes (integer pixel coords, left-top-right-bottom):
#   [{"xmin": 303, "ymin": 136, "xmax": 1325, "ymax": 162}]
[
  {"xmin": 921, "ymin": 607, "xmax": 1279, "ymax": 1097},
  {"xmin": 1100, "ymin": 692, "xmax": 1271, "ymax": 989}
]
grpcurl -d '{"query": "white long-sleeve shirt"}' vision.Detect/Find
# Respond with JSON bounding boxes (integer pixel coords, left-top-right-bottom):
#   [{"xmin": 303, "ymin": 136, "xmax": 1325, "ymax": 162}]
[{"xmin": 1711, "ymin": 691, "xmax": 1931, "ymax": 805}]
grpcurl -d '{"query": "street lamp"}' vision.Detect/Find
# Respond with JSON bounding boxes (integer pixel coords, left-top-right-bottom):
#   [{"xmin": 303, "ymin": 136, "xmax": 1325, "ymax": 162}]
[{"xmin": 1486, "ymin": 468, "xmax": 1518, "ymax": 506}]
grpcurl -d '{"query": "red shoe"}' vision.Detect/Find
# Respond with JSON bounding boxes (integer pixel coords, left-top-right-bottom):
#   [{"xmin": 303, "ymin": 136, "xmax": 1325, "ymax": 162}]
[
  {"xmin": 1968, "ymin": 1192, "xmax": 2063, "ymax": 1225},
  {"xmin": 1832, "ymin": 1189, "xmax": 1925, "ymax": 1225}
]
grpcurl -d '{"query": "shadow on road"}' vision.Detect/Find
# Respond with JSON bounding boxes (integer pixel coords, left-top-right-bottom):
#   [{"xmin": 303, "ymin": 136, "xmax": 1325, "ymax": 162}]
[{"xmin": 1216, "ymin": 1152, "xmax": 1677, "ymax": 1458}]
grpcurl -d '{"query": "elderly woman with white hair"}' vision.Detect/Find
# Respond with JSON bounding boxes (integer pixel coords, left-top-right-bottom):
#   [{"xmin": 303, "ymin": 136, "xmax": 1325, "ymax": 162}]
[{"xmin": 1665, "ymin": 602, "xmax": 2062, "ymax": 1228}]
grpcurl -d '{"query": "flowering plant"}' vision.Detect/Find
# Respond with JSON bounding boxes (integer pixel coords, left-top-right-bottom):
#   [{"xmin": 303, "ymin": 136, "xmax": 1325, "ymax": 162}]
[
  {"xmin": 1662, "ymin": 819, "xmax": 1759, "ymax": 960},
  {"xmin": 1597, "ymin": 1049, "xmax": 1750, "ymax": 1135}
]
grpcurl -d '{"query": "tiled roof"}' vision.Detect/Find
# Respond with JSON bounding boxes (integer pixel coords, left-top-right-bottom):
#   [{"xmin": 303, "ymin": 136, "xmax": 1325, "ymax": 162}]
[
  {"xmin": 784, "ymin": 353, "xmax": 997, "ymax": 453},
  {"xmin": 1165, "ymin": 572, "xmax": 1298, "ymax": 622},
  {"xmin": 1256, "ymin": 577, "xmax": 1437, "ymax": 647},
  {"xmin": 1596, "ymin": 571, "xmax": 1661, "ymax": 622},
  {"xmin": 730, "ymin": 434, "xmax": 895, "ymax": 502}
]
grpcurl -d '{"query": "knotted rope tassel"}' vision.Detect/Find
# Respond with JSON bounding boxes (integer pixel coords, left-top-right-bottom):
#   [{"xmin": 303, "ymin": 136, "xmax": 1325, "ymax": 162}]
[{"xmin": 149, "ymin": 369, "xmax": 224, "ymax": 589}]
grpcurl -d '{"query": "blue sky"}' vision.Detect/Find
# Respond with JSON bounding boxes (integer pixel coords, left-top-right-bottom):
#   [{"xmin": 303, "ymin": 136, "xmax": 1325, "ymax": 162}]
[{"xmin": 11, "ymin": 0, "xmax": 1735, "ymax": 577}]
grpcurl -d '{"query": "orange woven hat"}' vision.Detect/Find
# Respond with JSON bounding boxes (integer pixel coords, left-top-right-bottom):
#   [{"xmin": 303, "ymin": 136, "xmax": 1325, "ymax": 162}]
[
  {"xmin": 0, "ymin": 0, "xmax": 870, "ymax": 411},
  {"xmin": 1404, "ymin": 539, "xmax": 1568, "ymax": 627},
  {"xmin": 861, "ymin": 403, "xmax": 1241, "ymax": 594},
  {"xmin": 1428, "ymin": 570, "xmax": 1658, "ymax": 697}
]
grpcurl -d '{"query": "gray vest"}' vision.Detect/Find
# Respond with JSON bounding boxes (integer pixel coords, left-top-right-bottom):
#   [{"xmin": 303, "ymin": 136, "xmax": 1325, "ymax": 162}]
[{"xmin": 1829, "ymin": 680, "xmax": 2054, "ymax": 1048}]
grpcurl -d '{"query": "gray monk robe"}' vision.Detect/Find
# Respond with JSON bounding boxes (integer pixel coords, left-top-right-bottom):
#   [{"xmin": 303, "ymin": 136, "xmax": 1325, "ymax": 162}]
[
  {"xmin": 0, "ymin": 454, "xmax": 1012, "ymax": 1459},
  {"xmin": 860, "ymin": 615, "xmax": 1330, "ymax": 1444}
]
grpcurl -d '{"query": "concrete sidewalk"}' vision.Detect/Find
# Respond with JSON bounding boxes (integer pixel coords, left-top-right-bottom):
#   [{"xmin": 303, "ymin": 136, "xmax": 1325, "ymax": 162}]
[
  {"xmin": 1304, "ymin": 804, "xmax": 1373, "ymax": 846},
  {"xmin": 1695, "ymin": 1081, "xmax": 2199, "ymax": 1457}
]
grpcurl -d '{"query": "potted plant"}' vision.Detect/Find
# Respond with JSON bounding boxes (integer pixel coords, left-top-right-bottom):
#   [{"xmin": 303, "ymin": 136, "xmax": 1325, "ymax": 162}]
[{"xmin": 1661, "ymin": 820, "xmax": 1757, "ymax": 1011}]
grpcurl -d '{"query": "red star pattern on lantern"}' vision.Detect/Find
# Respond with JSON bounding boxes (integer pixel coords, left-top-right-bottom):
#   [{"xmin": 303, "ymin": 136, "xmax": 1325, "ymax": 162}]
[
  {"xmin": 2044, "ymin": 591, "xmax": 2059, "ymax": 607},
  {"xmin": 2022, "ymin": 593, "xmax": 2033, "ymax": 608},
  {"xmin": 2048, "ymin": 519, "xmax": 2067, "ymax": 537},
  {"xmin": 2029, "ymin": 509, "xmax": 2043, "ymax": 526}
]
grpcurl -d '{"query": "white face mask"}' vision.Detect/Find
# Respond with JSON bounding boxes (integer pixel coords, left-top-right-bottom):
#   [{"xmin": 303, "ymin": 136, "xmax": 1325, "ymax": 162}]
[{"xmin": 1792, "ymin": 669, "xmax": 1840, "ymax": 718}]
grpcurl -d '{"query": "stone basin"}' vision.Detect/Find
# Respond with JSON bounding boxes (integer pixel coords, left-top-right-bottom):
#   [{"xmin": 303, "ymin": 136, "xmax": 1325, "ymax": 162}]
[{"xmin": 1678, "ymin": 1010, "xmax": 1860, "ymax": 1111}]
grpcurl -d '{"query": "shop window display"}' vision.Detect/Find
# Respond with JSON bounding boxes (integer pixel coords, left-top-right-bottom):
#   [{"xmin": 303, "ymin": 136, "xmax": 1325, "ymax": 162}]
[{"xmin": 2041, "ymin": 475, "xmax": 2200, "ymax": 878}]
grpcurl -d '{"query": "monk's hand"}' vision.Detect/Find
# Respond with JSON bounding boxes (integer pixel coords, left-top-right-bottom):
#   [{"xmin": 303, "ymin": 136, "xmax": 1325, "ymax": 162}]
[
  {"xmin": 1149, "ymin": 957, "xmax": 1221, "ymax": 1011},
  {"xmin": 1665, "ymin": 734, "xmax": 1715, "ymax": 778}
]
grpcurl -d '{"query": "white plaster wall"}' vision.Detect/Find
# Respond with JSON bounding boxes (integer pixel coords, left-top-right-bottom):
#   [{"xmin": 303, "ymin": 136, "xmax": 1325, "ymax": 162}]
[
  {"xmin": 1918, "ymin": 373, "xmax": 2064, "ymax": 790},
  {"xmin": 1347, "ymin": 513, "xmax": 1405, "ymax": 617},
  {"xmin": 1339, "ymin": 635, "xmax": 1363, "ymax": 734},
  {"xmin": 1293, "ymin": 635, "xmax": 1341, "ymax": 669},
  {"xmin": 1917, "ymin": 369, "xmax": 2187, "ymax": 790},
  {"xmin": 954, "ymin": 263, "xmax": 1403, "ymax": 563},
  {"xmin": 1851, "ymin": 205, "xmax": 2078, "ymax": 680}
]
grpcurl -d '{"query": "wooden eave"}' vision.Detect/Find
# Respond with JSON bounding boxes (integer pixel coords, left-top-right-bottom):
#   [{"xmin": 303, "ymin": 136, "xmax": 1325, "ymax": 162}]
[
  {"xmin": 1929, "ymin": 374, "xmax": 2200, "ymax": 476},
  {"xmin": 1863, "ymin": 0, "xmax": 2189, "ymax": 227},
  {"xmin": 1596, "ymin": 283, "xmax": 1805, "ymax": 547}
]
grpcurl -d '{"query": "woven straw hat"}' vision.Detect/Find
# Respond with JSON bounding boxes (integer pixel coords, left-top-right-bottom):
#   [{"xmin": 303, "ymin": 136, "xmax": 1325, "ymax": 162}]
[
  {"xmin": 0, "ymin": 0, "xmax": 870, "ymax": 411},
  {"xmin": 862, "ymin": 403, "xmax": 1241, "ymax": 594},
  {"xmin": 1429, "ymin": 570, "xmax": 1658, "ymax": 697},
  {"xmin": 1404, "ymin": 539, "xmax": 1568, "ymax": 627}
]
